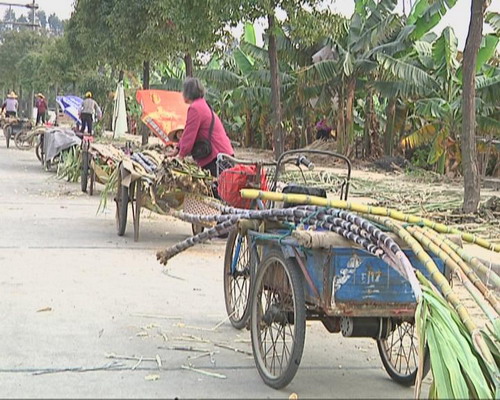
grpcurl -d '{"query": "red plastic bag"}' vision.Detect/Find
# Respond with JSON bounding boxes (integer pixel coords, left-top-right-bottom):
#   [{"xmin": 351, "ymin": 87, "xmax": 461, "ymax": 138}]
[{"xmin": 218, "ymin": 164, "xmax": 267, "ymax": 209}]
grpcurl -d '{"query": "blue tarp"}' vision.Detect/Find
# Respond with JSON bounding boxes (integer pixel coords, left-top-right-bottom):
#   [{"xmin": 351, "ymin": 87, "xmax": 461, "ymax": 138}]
[{"xmin": 56, "ymin": 95, "xmax": 83, "ymax": 125}]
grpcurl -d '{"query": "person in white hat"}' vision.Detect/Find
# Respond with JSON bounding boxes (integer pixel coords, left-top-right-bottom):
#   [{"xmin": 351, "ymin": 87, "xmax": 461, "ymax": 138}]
[{"xmin": 1, "ymin": 92, "xmax": 19, "ymax": 117}]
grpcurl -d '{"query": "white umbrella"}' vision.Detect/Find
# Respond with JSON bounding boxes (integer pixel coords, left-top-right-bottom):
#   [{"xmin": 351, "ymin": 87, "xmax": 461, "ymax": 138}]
[{"xmin": 112, "ymin": 81, "xmax": 127, "ymax": 138}]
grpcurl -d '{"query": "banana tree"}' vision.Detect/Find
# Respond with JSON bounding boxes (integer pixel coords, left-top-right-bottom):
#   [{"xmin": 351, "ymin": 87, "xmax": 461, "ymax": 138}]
[{"xmin": 385, "ymin": 25, "xmax": 500, "ymax": 174}]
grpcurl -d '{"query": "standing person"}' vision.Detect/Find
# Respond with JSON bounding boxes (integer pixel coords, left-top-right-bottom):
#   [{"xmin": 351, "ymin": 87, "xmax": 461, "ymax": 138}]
[
  {"xmin": 1, "ymin": 92, "xmax": 19, "ymax": 118},
  {"xmin": 171, "ymin": 78, "xmax": 234, "ymax": 177},
  {"xmin": 35, "ymin": 93, "xmax": 48, "ymax": 125},
  {"xmin": 79, "ymin": 91, "xmax": 102, "ymax": 135}
]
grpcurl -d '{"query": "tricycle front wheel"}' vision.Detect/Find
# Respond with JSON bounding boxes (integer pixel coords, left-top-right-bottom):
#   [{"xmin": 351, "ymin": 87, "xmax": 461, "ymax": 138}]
[
  {"xmin": 377, "ymin": 319, "xmax": 430, "ymax": 386},
  {"xmin": 223, "ymin": 230, "xmax": 252, "ymax": 330},
  {"xmin": 250, "ymin": 249, "xmax": 306, "ymax": 389}
]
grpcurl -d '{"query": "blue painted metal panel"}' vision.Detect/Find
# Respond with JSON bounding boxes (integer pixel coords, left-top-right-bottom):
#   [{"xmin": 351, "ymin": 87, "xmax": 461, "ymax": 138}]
[{"xmin": 306, "ymin": 247, "xmax": 446, "ymax": 305}]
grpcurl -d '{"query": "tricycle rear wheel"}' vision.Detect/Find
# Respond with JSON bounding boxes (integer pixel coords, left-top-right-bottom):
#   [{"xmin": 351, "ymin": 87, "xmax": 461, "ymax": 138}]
[
  {"xmin": 377, "ymin": 319, "xmax": 429, "ymax": 386},
  {"xmin": 250, "ymin": 249, "xmax": 306, "ymax": 389},
  {"xmin": 223, "ymin": 230, "xmax": 252, "ymax": 329}
]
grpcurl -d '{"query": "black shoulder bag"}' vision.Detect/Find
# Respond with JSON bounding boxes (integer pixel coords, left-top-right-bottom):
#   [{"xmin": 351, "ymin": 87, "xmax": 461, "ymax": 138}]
[{"xmin": 191, "ymin": 106, "xmax": 215, "ymax": 160}]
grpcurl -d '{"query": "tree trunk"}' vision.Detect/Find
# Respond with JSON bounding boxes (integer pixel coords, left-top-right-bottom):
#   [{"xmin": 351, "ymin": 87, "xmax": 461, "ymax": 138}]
[
  {"xmin": 142, "ymin": 60, "xmax": 150, "ymax": 89},
  {"xmin": 244, "ymin": 105, "xmax": 252, "ymax": 147},
  {"xmin": 267, "ymin": 13, "xmax": 284, "ymax": 159},
  {"xmin": 336, "ymin": 88, "xmax": 345, "ymax": 153},
  {"xmin": 118, "ymin": 70, "xmax": 124, "ymax": 82},
  {"xmin": 141, "ymin": 60, "xmax": 151, "ymax": 145},
  {"xmin": 461, "ymin": 0, "xmax": 484, "ymax": 213},
  {"xmin": 184, "ymin": 53, "xmax": 193, "ymax": 77},
  {"xmin": 384, "ymin": 98, "xmax": 396, "ymax": 156},
  {"xmin": 363, "ymin": 91, "xmax": 373, "ymax": 158},
  {"xmin": 345, "ymin": 76, "xmax": 356, "ymax": 154}
]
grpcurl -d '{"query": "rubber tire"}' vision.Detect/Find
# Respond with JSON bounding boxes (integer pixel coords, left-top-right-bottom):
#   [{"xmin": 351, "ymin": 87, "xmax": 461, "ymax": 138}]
[
  {"xmin": 81, "ymin": 151, "xmax": 89, "ymax": 192},
  {"xmin": 5, "ymin": 126, "xmax": 12, "ymax": 148},
  {"xmin": 250, "ymin": 249, "xmax": 306, "ymax": 389},
  {"xmin": 223, "ymin": 230, "xmax": 253, "ymax": 330},
  {"xmin": 35, "ymin": 141, "xmax": 43, "ymax": 162},
  {"xmin": 14, "ymin": 131, "xmax": 30, "ymax": 150},
  {"xmin": 116, "ymin": 183, "xmax": 129, "ymax": 236},
  {"xmin": 89, "ymin": 168, "xmax": 95, "ymax": 196},
  {"xmin": 377, "ymin": 320, "xmax": 430, "ymax": 386}
]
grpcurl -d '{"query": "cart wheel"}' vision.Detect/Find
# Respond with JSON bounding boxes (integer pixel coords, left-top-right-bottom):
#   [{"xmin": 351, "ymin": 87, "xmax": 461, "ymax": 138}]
[
  {"xmin": 5, "ymin": 125, "xmax": 12, "ymax": 148},
  {"xmin": 133, "ymin": 182, "xmax": 142, "ymax": 242},
  {"xmin": 115, "ymin": 180, "xmax": 129, "ymax": 236},
  {"xmin": 191, "ymin": 224, "xmax": 205, "ymax": 235},
  {"xmin": 223, "ymin": 230, "xmax": 253, "ymax": 330},
  {"xmin": 250, "ymin": 249, "xmax": 306, "ymax": 389},
  {"xmin": 81, "ymin": 150, "xmax": 89, "ymax": 192},
  {"xmin": 377, "ymin": 320, "xmax": 430, "ymax": 386},
  {"xmin": 89, "ymin": 167, "xmax": 95, "ymax": 196},
  {"xmin": 14, "ymin": 131, "xmax": 30, "ymax": 150},
  {"xmin": 35, "ymin": 141, "xmax": 43, "ymax": 162}
]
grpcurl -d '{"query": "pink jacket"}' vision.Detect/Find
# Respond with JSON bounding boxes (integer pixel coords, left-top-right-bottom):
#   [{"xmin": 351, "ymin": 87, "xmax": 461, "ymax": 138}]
[{"xmin": 178, "ymin": 98, "xmax": 234, "ymax": 168}]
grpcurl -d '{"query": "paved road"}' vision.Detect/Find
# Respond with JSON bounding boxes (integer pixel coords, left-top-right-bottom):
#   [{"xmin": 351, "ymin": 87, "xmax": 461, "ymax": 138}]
[{"xmin": 0, "ymin": 135, "xmax": 425, "ymax": 398}]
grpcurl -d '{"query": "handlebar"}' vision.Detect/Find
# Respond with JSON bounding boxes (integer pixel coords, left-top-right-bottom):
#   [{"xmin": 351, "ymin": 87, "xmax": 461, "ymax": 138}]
[
  {"xmin": 297, "ymin": 155, "xmax": 314, "ymax": 171},
  {"xmin": 274, "ymin": 149, "xmax": 352, "ymax": 201}
]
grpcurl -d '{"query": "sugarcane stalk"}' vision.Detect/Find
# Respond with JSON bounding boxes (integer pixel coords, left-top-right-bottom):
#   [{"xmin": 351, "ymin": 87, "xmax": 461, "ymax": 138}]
[
  {"xmin": 365, "ymin": 215, "xmax": 477, "ymax": 333},
  {"xmin": 240, "ymin": 189, "xmax": 500, "ymax": 253},
  {"xmin": 407, "ymin": 226, "xmax": 498, "ymax": 322},
  {"xmin": 156, "ymin": 218, "xmax": 238, "ymax": 265},
  {"xmin": 415, "ymin": 227, "xmax": 499, "ymax": 315},
  {"xmin": 439, "ymin": 236, "xmax": 500, "ymax": 289}
]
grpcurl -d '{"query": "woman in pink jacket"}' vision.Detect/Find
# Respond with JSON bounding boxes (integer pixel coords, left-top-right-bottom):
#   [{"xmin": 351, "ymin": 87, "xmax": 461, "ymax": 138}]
[{"xmin": 172, "ymin": 78, "xmax": 234, "ymax": 177}]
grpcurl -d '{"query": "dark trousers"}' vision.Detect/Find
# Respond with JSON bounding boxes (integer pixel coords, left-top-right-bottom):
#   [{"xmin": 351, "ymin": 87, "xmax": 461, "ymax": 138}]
[
  {"xmin": 316, "ymin": 129, "xmax": 330, "ymax": 140},
  {"xmin": 36, "ymin": 110, "xmax": 46, "ymax": 125},
  {"xmin": 80, "ymin": 113, "xmax": 93, "ymax": 134},
  {"xmin": 5, "ymin": 111, "xmax": 16, "ymax": 118},
  {"xmin": 202, "ymin": 158, "xmax": 218, "ymax": 177}
]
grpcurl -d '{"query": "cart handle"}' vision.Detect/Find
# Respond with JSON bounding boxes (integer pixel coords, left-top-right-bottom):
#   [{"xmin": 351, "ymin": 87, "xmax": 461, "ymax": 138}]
[{"xmin": 216, "ymin": 153, "xmax": 277, "ymax": 168}]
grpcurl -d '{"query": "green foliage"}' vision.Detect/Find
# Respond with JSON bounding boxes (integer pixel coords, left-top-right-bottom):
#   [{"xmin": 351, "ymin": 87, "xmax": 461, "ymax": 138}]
[
  {"xmin": 416, "ymin": 274, "xmax": 497, "ymax": 399},
  {"xmin": 56, "ymin": 146, "xmax": 81, "ymax": 182},
  {"xmin": 407, "ymin": 0, "xmax": 458, "ymax": 40}
]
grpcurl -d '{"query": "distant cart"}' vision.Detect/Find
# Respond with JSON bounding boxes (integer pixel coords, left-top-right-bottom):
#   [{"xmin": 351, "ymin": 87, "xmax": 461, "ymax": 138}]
[
  {"xmin": 81, "ymin": 142, "xmax": 128, "ymax": 195},
  {"xmin": 1, "ymin": 117, "xmax": 32, "ymax": 149},
  {"xmin": 115, "ymin": 154, "xmax": 217, "ymax": 241}
]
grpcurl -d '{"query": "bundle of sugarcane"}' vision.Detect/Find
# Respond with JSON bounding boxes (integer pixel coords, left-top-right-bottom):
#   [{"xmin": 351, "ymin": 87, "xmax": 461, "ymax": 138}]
[
  {"xmin": 238, "ymin": 189, "xmax": 499, "ymax": 399},
  {"xmin": 154, "ymin": 158, "xmax": 213, "ymax": 197}
]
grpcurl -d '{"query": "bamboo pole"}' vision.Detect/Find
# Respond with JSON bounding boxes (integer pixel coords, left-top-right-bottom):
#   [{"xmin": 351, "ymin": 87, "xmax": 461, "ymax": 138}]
[{"xmin": 240, "ymin": 189, "xmax": 500, "ymax": 253}]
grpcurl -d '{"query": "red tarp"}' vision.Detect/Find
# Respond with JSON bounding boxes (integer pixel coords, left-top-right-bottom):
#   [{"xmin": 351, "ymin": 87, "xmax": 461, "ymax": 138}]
[{"xmin": 136, "ymin": 90, "xmax": 189, "ymax": 146}]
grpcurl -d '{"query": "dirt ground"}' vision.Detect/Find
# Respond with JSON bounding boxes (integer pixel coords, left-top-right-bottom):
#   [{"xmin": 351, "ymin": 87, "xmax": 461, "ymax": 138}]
[{"xmin": 0, "ymin": 132, "xmax": 498, "ymax": 398}]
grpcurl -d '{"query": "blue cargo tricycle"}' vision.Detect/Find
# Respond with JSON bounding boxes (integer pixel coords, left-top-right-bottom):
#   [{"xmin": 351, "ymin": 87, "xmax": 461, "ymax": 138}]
[{"xmin": 222, "ymin": 149, "xmax": 448, "ymax": 389}]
